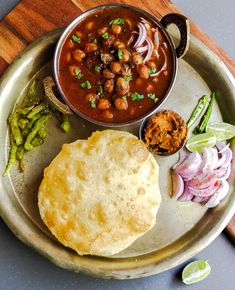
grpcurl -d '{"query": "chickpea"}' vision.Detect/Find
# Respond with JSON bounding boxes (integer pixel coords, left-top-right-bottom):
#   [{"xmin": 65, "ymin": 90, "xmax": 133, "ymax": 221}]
[
  {"xmin": 115, "ymin": 77, "xmax": 129, "ymax": 96},
  {"xmin": 68, "ymin": 65, "xmax": 80, "ymax": 76},
  {"xmin": 65, "ymin": 52, "xmax": 71, "ymax": 62},
  {"xmin": 75, "ymin": 31, "xmax": 83, "ymax": 38},
  {"xmin": 97, "ymin": 99, "xmax": 111, "ymax": 110},
  {"xmin": 111, "ymin": 24, "xmax": 122, "ymax": 34},
  {"xmin": 110, "ymin": 61, "xmax": 122, "ymax": 73},
  {"xmin": 146, "ymin": 60, "xmax": 156, "ymax": 69},
  {"xmin": 85, "ymin": 43, "xmax": 98, "ymax": 53},
  {"xmin": 113, "ymin": 40, "xmax": 125, "ymax": 49},
  {"xmin": 85, "ymin": 93, "xmax": 96, "ymax": 103},
  {"xmin": 103, "ymin": 69, "xmax": 115, "ymax": 79},
  {"xmin": 98, "ymin": 27, "xmax": 108, "ymax": 35},
  {"xmin": 102, "ymin": 110, "xmax": 114, "ymax": 120},
  {"xmin": 73, "ymin": 49, "xmax": 86, "ymax": 62},
  {"xmin": 120, "ymin": 48, "xmax": 130, "ymax": 63},
  {"xmin": 67, "ymin": 40, "xmax": 74, "ymax": 49},
  {"xmin": 137, "ymin": 64, "xmax": 149, "ymax": 79},
  {"xmin": 85, "ymin": 21, "xmax": 94, "ymax": 30},
  {"xmin": 114, "ymin": 98, "xmax": 128, "ymax": 110},
  {"xmin": 146, "ymin": 83, "xmax": 154, "ymax": 93},
  {"xmin": 104, "ymin": 79, "xmax": 114, "ymax": 94},
  {"xmin": 132, "ymin": 52, "xmax": 143, "ymax": 65},
  {"xmin": 130, "ymin": 107, "xmax": 135, "ymax": 115},
  {"xmin": 121, "ymin": 64, "xmax": 131, "ymax": 77}
]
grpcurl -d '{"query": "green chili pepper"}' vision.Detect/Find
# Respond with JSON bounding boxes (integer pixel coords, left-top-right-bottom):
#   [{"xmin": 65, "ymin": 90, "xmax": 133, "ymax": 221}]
[
  {"xmin": 27, "ymin": 101, "xmax": 48, "ymax": 119},
  {"xmin": 10, "ymin": 112, "xmax": 23, "ymax": 146},
  {"xmin": 3, "ymin": 135, "xmax": 17, "ymax": 176},
  {"xmin": 187, "ymin": 95, "xmax": 209, "ymax": 128},
  {"xmin": 194, "ymin": 93, "xmax": 216, "ymax": 134},
  {"xmin": 60, "ymin": 115, "xmax": 71, "ymax": 132},
  {"xmin": 31, "ymin": 136, "xmax": 45, "ymax": 147},
  {"xmin": 16, "ymin": 145, "xmax": 25, "ymax": 172},
  {"xmin": 24, "ymin": 115, "xmax": 50, "ymax": 151},
  {"xmin": 18, "ymin": 118, "xmax": 29, "ymax": 130}
]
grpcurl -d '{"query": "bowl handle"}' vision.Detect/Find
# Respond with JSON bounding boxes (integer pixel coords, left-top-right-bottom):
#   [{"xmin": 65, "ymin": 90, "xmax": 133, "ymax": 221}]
[{"xmin": 160, "ymin": 13, "xmax": 190, "ymax": 58}]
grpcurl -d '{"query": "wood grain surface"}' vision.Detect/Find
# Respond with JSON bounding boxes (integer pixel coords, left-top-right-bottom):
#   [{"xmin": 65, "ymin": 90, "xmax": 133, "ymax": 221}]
[{"xmin": 0, "ymin": 0, "xmax": 234, "ymax": 239}]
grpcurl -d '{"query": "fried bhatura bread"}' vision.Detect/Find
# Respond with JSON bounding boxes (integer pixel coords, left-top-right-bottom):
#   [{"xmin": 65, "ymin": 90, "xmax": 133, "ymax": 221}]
[{"xmin": 38, "ymin": 130, "xmax": 161, "ymax": 256}]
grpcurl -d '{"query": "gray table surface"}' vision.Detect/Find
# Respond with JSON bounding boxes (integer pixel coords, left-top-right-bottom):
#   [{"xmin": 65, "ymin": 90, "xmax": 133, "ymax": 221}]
[{"xmin": 0, "ymin": 0, "xmax": 234, "ymax": 289}]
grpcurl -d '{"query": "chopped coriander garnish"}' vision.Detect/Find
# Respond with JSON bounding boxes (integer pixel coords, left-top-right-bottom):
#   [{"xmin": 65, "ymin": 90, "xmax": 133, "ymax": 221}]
[
  {"xmin": 118, "ymin": 48, "xmax": 123, "ymax": 59},
  {"xmin": 81, "ymin": 80, "xmax": 92, "ymax": 89},
  {"xmin": 131, "ymin": 92, "xmax": 144, "ymax": 101},
  {"xmin": 148, "ymin": 67, "xmax": 157, "ymax": 75},
  {"xmin": 93, "ymin": 38, "xmax": 98, "ymax": 44},
  {"xmin": 121, "ymin": 96, "xmax": 127, "ymax": 100},
  {"xmin": 74, "ymin": 68, "xmax": 83, "ymax": 80},
  {"xmin": 109, "ymin": 18, "xmax": 125, "ymax": 26},
  {"xmin": 88, "ymin": 98, "xmax": 96, "ymax": 109},
  {"xmin": 71, "ymin": 34, "xmax": 81, "ymax": 43},
  {"xmin": 102, "ymin": 32, "xmax": 109, "ymax": 39},
  {"xmin": 147, "ymin": 93, "xmax": 159, "ymax": 103},
  {"xmin": 97, "ymin": 85, "xmax": 103, "ymax": 96},
  {"xmin": 93, "ymin": 64, "xmax": 100, "ymax": 72},
  {"xmin": 124, "ymin": 75, "xmax": 132, "ymax": 81}
]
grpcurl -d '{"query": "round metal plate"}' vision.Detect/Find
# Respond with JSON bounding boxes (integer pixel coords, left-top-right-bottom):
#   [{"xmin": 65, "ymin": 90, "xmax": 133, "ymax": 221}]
[{"xmin": 0, "ymin": 28, "xmax": 234, "ymax": 279}]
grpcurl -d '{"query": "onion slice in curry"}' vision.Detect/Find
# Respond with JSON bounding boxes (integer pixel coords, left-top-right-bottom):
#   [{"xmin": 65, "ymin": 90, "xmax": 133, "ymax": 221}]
[
  {"xmin": 143, "ymin": 36, "xmax": 154, "ymax": 63},
  {"xmin": 133, "ymin": 23, "xmax": 147, "ymax": 48}
]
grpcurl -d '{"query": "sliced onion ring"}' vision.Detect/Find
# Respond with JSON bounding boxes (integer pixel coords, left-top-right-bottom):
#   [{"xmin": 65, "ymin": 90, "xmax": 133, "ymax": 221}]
[
  {"xmin": 175, "ymin": 151, "xmax": 202, "ymax": 179},
  {"xmin": 171, "ymin": 171, "xmax": 184, "ymax": 199},
  {"xmin": 205, "ymin": 180, "xmax": 229, "ymax": 208},
  {"xmin": 133, "ymin": 23, "xmax": 147, "ymax": 48},
  {"xmin": 143, "ymin": 36, "xmax": 154, "ymax": 63}
]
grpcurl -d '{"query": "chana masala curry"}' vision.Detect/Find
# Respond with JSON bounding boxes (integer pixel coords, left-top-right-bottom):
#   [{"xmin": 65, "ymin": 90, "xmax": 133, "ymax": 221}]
[{"xmin": 59, "ymin": 7, "xmax": 173, "ymax": 123}]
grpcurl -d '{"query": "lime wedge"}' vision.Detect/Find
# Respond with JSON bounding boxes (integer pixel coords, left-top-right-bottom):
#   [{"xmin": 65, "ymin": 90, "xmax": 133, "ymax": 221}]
[
  {"xmin": 186, "ymin": 132, "xmax": 216, "ymax": 152},
  {"xmin": 182, "ymin": 260, "xmax": 211, "ymax": 285},
  {"xmin": 207, "ymin": 122, "xmax": 235, "ymax": 141}
]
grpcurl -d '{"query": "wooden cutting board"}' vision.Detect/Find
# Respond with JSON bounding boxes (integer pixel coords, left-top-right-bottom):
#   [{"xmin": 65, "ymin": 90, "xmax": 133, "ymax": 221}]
[{"xmin": 0, "ymin": 0, "xmax": 234, "ymax": 241}]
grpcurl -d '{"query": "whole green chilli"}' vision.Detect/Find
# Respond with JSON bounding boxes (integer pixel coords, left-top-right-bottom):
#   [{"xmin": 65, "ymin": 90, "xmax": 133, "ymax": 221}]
[
  {"xmin": 194, "ymin": 92, "xmax": 216, "ymax": 134},
  {"xmin": 187, "ymin": 95, "xmax": 209, "ymax": 128}
]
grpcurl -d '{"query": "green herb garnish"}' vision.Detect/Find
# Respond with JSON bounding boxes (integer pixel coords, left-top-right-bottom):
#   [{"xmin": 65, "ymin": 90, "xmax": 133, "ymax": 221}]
[
  {"xmin": 118, "ymin": 48, "xmax": 123, "ymax": 59},
  {"xmin": 148, "ymin": 68, "xmax": 157, "ymax": 75},
  {"xmin": 147, "ymin": 93, "xmax": 158, "ymax": 103},
  {"xmin": 74, "ymin": 68, "xmax": 83, "ymax": 80},
  {"xmin": 88, "ymin": 98, "xmax": 96, "ymax": 109},
  {"xmin": 109, "ymin": 18, "xmax": 125, "ymax": 26},
  {"xmin": 102, "ymin": 32, "xmax": 109, "ymax": 39},
  {"xmin": 92, "ymin": 38, "xmax": 98, "ymax": 44},
  {"xmin": 124, "ymin": 75, "xmax": 132, "ymax": 81},
  {"xmin": 97, "ymin": 85, "xmax": 104, "ymax": 96},
  {"xmin": 121, "ymin": 96, "xmax": 127, "ymax": 100},
  {"xmin": 131, "ymin": 92, "xmax": 144, "ymax": 101},
  {"xmin": 81, "ymin": 80, "xmax": 92, "ymax": 89},
  {"xmin": 71, "ymin": 34, "xmax": 81, "ymax": 43},
  {"xmin": 93, "ymin": 64, "xmax": 100, "ymax": 72}
]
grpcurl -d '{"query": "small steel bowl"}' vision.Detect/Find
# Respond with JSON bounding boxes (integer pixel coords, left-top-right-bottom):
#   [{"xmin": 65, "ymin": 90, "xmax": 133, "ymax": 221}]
[
  {"xmin": 139, "ymin": 110, "xmax": 188, "ymax": 155},
  {"xmin": 54, "ymin": 4, "xmax": 190, "ymax": 127}
]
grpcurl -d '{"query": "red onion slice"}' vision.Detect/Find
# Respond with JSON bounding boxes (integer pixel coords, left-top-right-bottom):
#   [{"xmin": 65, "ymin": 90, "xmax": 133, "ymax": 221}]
[
  {"xmin": 154, "ymin": 29, "xmax": 160, "ymax": 57},
  {"xmin": 178, "ymin": 183, "xmax": 194, "ymax": 201},
  {"xmin": 204, "ymin": 180, "xmax": 229, "ymax": 208},
  {"xmin": 188, "ymin": 180, "xmax": 220, "ymax": 197},
  {"xmin": 136, "ymin": 45, "xmax": 148, "ymax": 53},
  {"xmin": 149, "ymin": 47, "xmax": 167, "ymax": 77},
  {"xmin": 193, "ymin": 196, "xmax": 210, "ymax": 204},
  {"xmin": 175, "ymin": 151, "xmax": 202, "ymax": 179},
  {"xmin": 201, "ymin": 147, "xmax": 218, "ymax": 171},
  {"xmin": 171, "ymin": 171, "xmax": 184, "ymax": 199},
  {"xmin": 133, "ymin": 23, "xmax": 147, "ymax": 48},
  {"xmin": 172, "ymin": 150, "xmax": 188, "ymax": 170},
  {"xmin": 215, "ymin": 163, "xmax": 231, "ymax": 180},
  {"xmin": 188, "ymin": 172, "xmax": 217, "ymax": 189},
  {"xmin": 143, "ymin": 36, "xmax": 154, "ymax": 63}
]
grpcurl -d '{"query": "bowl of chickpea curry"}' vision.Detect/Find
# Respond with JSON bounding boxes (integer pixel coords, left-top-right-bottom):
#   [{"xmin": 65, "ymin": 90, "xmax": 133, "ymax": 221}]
[{"xmin": 54, "ymin": 5, "xmax": 190, "ymax": 126}]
